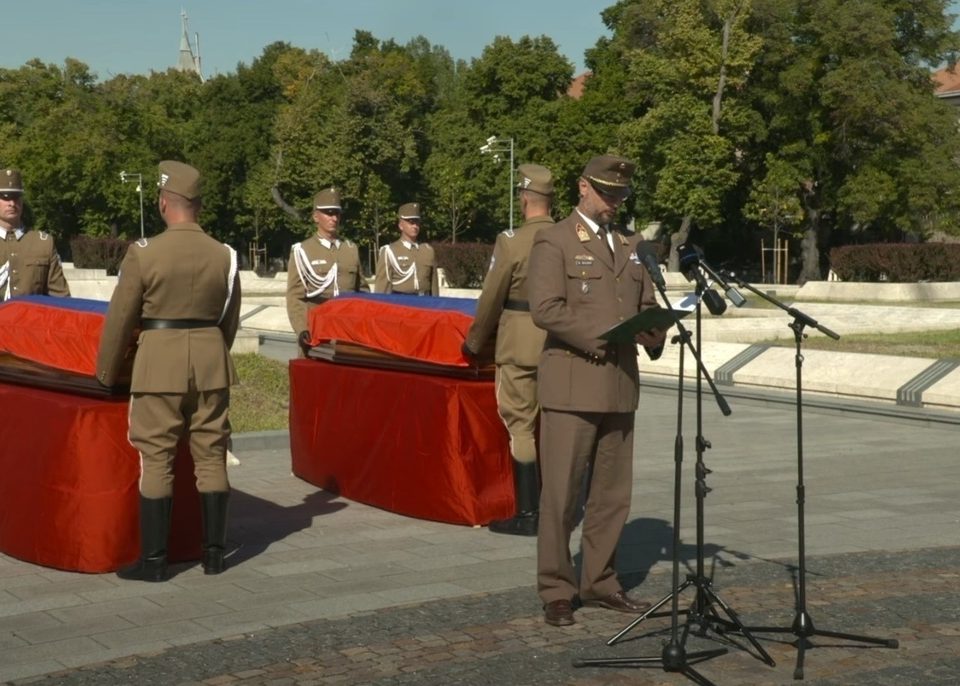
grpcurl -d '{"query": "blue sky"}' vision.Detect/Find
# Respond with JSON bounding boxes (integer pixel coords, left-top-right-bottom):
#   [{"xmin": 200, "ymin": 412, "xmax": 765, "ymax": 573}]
[{"xmin": 4, "ymin": 1, "xmax": 612, "ymax": 80}]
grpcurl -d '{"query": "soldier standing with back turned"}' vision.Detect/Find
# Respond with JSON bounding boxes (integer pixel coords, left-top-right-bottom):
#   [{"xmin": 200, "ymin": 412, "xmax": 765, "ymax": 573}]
[
  {"xmin": 462, "ymin": 164, "xmax": 554, "ymax": 536},
  {"xmin": 96, "ymin": 160, "xmax": 241, "ymax": 582}
]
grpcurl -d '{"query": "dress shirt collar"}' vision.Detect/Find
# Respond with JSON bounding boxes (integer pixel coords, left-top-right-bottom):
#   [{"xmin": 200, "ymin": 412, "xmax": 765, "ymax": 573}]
[
  {"xmin": 0, "ymin": 227, "xmax": 24, "ymax": 241},
  {"xmin": 401, "ymin": 239, "xmax": 418, "ymax": 250},
  {"xmin": 317, "ymin": 236, "xmax": 340, "ymax": 250}
]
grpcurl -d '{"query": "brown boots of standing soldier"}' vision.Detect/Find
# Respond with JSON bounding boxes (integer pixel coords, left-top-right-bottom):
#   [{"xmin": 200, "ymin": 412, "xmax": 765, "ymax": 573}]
[
  {"xmin": 117, "ymin": 491, "xmax": 230, "ymax": 581},
  {"xmin": 489, "ymin": 460, "xmax": 539, "ymax": 536}
]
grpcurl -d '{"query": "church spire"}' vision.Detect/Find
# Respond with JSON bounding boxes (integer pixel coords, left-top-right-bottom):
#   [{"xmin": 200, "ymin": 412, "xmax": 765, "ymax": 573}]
[{"xmin": 176, "ymin": 9, "xmax": 203, "ymax": 81}]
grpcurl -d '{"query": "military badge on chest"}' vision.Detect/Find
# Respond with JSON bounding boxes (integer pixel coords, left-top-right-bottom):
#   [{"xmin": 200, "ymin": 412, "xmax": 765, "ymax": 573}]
[{"xmin": 574, "ymin": 254, "xmax": 594, "ymax": 294}]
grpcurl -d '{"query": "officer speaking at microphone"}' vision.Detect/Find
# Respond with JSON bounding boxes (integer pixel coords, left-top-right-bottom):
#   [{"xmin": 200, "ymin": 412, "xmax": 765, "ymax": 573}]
[
  {"xmin": 527, "ymin": 154, "xmax": 666, "ymax": 627},
  {"xmin": 96, "ymin": 160, "xmax": 241, "ymax": 582}
]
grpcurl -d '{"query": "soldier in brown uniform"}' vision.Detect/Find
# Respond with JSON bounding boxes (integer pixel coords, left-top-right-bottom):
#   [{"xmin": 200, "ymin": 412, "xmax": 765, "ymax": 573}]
[
  {"xmin": 0, "ymin": 168, "xmax": 70, "ymax": 300},
  {"xmin": 527, "ymin": 154, "xmax": 666, "ymax": 626},
  {"xmin": 462, "ymin": 164, "xmax": 554, "ymax": 536},
  {"xmin": 286, "ymin": 187, "xmax": 368, "ymax": 342},
  {"xmin": 96, "ymin": 161, "xmax": 241, "ymax": 582},
  {"xmin": 374, "ymin": 202, "xmax": 439, "ymax": 296}
]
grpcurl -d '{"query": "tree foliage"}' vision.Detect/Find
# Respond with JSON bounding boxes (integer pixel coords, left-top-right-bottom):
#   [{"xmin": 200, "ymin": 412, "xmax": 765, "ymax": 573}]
[{"xmin": 2, "ymin": 2, "xmax": 960, "ymax": 284}]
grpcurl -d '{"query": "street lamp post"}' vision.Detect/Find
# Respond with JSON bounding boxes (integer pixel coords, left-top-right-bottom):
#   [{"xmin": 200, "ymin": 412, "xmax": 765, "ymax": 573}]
[
  {"xmin": 479, "ymin": 135, "xmax": 515, "ymax": 232},
  {"xmin": 119, "ymin": 171, "xmax": 145, "ymax": 239}
]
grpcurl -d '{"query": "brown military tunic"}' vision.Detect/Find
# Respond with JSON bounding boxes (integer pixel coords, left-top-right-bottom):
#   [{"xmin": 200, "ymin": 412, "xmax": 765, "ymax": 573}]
[
  {"xmin": 527, "ymin": 210, "xmax": 661, "ymax": 606},
  {"xmin": 96, "ymin": 222, "xmax": 241, "ymax": 499},
  {"xmin": 0, "ymin": 227, "xmax": 70, "ymax": 299},
  {"xmin": 374, "ymin": 240, "xmax": 439, "ymax": 295},
  {"xmin": 286, "ymin": 235, "xmax": 367, "ymax": 335},
  {"xmin": 464, "ymin": 215, "xmax": 553, "ymax": 463}
]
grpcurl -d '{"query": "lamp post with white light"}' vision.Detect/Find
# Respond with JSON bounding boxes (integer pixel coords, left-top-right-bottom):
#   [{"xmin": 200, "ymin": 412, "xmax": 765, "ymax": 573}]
[
  {"xmin": 479, "ymin": 135, "xmax": 515, "ymax": 232},
  {"xmin": 119, "ymin": 171, "xmax": 145, "ymax": 239}
]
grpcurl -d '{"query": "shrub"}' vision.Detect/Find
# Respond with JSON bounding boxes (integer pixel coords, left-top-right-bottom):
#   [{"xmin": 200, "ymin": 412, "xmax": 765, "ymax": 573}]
[
  {"xmin": 829, "ymin": 243, "xmax": 960, "ymax": 282},
  {"xmin": 434, "ymin": 242, "xmax": 494, "ymax": 288},
  {"xmin": 70, "ymin": 236, "xmax": 132, "ymax": 275}
]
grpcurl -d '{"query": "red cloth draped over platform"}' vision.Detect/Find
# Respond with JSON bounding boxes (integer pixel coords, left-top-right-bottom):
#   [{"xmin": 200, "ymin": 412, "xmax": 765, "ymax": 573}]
[
  {"xmin": 0, "ymin": 383, "xmax": 201, "ymax": 572},
  {"xmin": 289, "ymin": 359, "xmax": 514, "ymax": 525},
  {"xmin": 0, "ymin": 297, "xmax": 201, "ymax": 573},
  {"xmin": 306, "ymin": 293, "xmax": 476, "ymax": 367}
]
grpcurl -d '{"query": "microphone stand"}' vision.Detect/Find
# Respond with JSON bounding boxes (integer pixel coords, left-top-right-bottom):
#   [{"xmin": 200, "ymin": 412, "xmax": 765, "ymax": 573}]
[
  {"xmin": 575, "ymin": 268, "xmax": 772, "ymax": 685},
  {"xmin": 721, "ymin": 271, "xmax": 899, "ymax": 680}
]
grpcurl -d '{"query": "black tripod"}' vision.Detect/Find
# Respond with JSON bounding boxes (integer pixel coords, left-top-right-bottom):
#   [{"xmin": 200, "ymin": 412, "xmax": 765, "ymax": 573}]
[
  {"xmin": 722, "ymin": 272, "xmax": 899, "ymax": 680},
  {"xmin": 575, "ymin": 271, "xmax": 773, "ymax": 684}
]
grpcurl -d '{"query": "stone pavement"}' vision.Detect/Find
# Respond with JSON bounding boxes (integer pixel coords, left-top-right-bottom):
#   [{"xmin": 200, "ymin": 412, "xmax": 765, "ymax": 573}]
[{"xmin": 2, "ymin": 386, "xmax": 958, "ymax": 685}]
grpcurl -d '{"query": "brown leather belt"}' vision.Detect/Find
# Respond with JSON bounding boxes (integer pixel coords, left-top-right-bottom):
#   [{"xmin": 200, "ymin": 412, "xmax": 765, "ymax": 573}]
[
  {"xmin": 140, "ymin": 319, "xmax": 218, "ymax": 330},
  {"xmin": 504, "ymin": 299, "xmax": 530, "ymax": 312}
]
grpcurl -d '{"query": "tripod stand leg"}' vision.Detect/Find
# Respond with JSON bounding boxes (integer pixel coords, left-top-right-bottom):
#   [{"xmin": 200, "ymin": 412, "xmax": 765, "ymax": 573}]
[
  {"xmin": 606, "ymin": 579, "xmax": 693, "ymax": 645},
  {"xmin": 701, "ymin": 585, "xmax": 776, "ymax": 666}
]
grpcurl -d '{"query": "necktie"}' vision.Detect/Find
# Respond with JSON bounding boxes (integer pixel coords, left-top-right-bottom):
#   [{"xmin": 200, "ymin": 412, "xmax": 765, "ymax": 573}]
[{"xmin": 597, "ymin": 226, "xmax": 613, "ymax": 257}]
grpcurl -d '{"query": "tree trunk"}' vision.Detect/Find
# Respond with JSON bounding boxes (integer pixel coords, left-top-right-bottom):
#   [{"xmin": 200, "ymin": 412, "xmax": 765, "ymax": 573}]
[{"xmin": 270, "ymin": 186, "xmax": 302, "ymax": 221}]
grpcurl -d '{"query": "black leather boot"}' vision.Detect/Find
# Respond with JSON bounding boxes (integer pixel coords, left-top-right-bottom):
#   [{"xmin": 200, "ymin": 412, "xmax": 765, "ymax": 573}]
[
  {"xmin": 117, "ymin": 496, "xmax": 171, "ymax": 582},
  {"xmin": 200, "ymin": 491, "xmax": 230, "ymax": 574},
  {"xmin": 489, "ymin": 461, "xmax": 539, "ymax": 536}
]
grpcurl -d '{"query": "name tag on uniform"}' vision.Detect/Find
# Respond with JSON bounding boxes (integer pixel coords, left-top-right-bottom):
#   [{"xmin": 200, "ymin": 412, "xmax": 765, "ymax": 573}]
[
  {"xmin": 574, "ymin": 254, "xmax": 594, "ymax": 267},
  {"xmin": 312, "ymin": 259, "xmax": 328, "ymax": 266},
  {"xmin": 398, "ymin": 256, "xmax": 410, "ymax": 262}
]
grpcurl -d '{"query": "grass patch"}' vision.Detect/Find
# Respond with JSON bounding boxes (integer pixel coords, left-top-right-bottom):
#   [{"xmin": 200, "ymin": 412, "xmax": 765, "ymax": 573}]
[
  {"xmin": 230, "ymin": 353, "xmax": 289, "ymax": 432},
  {"xmin": 765, "ymin": 329, "xmax": 960, "ymax": 359}
]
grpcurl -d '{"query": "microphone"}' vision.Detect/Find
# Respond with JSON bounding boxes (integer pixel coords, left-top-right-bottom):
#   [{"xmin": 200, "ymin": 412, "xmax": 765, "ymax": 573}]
[
  {"xmin": 635, "ymin": 243, "xmax": 666, "ymax": 290},
  {"xmin": 677, "ymin": 243, "xmax": 726, "ymax": 315},
  {"xmin": 697, "ymin": 260, "xmax": 747, "ymax": 308}
]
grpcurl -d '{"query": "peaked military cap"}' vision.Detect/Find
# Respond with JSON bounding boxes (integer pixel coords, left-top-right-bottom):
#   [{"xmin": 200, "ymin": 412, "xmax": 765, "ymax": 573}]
[
  {"xmin": 398, "ymin": 202, "xmax": 421, "ymax": 220},
  {"xmin": 582, "ymin": 154, "xmax": 635, "ymax": 197},
  {"xmin": 0, "ymin": 168, "xmax": 24, "ymax": 194},
  {"xmin": 313, "ymin": 187, "xmax": 342, "ymax": 210},
  {"xmin": 158, "ymin": 160, "xmax": 201, "ymax": 200},
  {"xmin": 516, "ymin": 163, "xmax": 554, "ymax": 195}
]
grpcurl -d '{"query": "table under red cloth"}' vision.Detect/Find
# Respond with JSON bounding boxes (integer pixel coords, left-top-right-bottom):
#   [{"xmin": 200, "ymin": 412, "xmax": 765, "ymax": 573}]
[
  {"xmin": 0, "ymin": 384, "xmax": 201, "ymax": 574},
  {"xmin": 289, "ymin": 359, "xmax": 514, "ymax": 525}
]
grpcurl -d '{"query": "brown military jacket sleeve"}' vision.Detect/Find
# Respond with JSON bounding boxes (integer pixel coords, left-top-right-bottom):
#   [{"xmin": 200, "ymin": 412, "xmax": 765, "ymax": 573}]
[
  {"xmin": 95, "ymin": 247, "xmax": 144, "ymax": 387},
  {"xmin": 374, "ymin": 246, "xmax": 390, "ymax": 294},
  {"xmin": 286, "ymin": 245, "xmax": 308, "ymax": 334},
  {"xmin": 43, "ymin": 238, "xmax": 70, "ymax": 297},
  {"xmin": 464, "ymin": 233, "xmax": 512, "ymax": 354},
  {"xmin": 220, "ymin": 271, "xmax": 242, "ymax": 349},
  {"xmin": 424, "ymin": 244, "xmax": 439, "ymax": 296}
]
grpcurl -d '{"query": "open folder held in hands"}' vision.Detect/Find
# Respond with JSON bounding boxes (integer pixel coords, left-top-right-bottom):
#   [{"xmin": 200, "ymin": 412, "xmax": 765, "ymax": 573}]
[{"xmin": 600, "ymin": 307, "xmax": 692, "ymax": 343}]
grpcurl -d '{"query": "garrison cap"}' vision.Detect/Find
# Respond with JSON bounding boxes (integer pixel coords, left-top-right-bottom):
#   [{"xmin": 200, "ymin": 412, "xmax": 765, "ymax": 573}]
[
  {"xmin": 313, "ymin": 187, "xmax": 342, "ymax": 210},
  {"xmin": 582, "ymin": 154, "xmax": 635, "ymax": 197},
  {"xmin": 0, "ymin": 168, "xmax": 24, "ymax": 194},
  {"xmin": 398, "ymin": 202, "xmax": 421, "ymax": 220},
  {"xmin": 158, "ymin": 160, "xmax": 201, "ymax": 200},
  {"xmin": 516, "ymin": 163, "xmax": 553, "ymax": 195}
]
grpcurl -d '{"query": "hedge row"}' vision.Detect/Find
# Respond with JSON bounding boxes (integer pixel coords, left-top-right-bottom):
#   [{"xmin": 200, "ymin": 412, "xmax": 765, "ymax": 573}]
[
  {"xmin": 828, "ymin": 243, "xmax": 960, "ymax": 282},
  {"xmin": 434, "ymin": 242, "xmax": 494, "ymax": 288},
  {"xmin": 70, "ymin": 236, "xmax": 131, "ymax": 275}
]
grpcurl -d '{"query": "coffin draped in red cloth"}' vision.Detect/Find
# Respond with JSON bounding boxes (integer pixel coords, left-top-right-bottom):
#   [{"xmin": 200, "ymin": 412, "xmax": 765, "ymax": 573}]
[
  {"xmin": 306, "ymin": 293, "xmax": 482, "ymax": 368},
  {"xmin": 0, "ymin": 296, "xmax": 200, "ymax": 572},
  {"xmin": 289, "ymin": 359, "xmax": 514, "ymax": 525}
]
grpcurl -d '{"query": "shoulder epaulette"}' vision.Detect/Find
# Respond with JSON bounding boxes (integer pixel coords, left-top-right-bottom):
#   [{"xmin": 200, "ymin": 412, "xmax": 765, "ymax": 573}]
[
  {"xmin": 502, "ymin": 228, "xmax": 516, "ymax": 238},
  {"xmin": 344, "ymin": 239, "xmax": 355, "ymax": 247},
  {"xmin": 136, "ymin": 238, "xmax": 149, "ymax": 248}
]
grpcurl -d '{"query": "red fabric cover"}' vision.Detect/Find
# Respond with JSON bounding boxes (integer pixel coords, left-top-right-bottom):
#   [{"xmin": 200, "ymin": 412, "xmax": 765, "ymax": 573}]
[
  {"xmin": 289, "ymin": 359, "xmax": 514, "ymax": 525},
  {"xmin": 0, "ymin": 382, "xmax": 201, "ymax": 573},
  {"xmin": 307, "ymin": 298, "xmax": 473, "ymax": 367},
  {"xmin": 0, "ymin": 298, "xmax": 106, "ymax": 375}
]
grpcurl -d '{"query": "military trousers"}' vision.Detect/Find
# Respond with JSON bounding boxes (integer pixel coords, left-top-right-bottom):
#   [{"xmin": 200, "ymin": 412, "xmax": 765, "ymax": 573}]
[
  {"xmin": 494, "ymin": 364, "xmax": 539, "ymax": 464},
  {"xmin": 128, "ymin": 388, "xmax": 231, "ymax": 499},
  {"xmin": 537, "ymin": 408, "xmax": 634, "ymax": 605}
]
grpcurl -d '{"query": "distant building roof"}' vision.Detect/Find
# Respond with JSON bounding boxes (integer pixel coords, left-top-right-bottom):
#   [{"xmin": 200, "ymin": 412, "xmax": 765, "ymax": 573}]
[{"xmin": 567, "ymin": 71, "xmax": 592, "ymax": 99}]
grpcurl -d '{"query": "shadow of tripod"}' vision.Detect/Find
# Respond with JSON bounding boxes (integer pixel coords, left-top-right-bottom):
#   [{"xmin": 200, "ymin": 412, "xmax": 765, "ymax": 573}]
[
  {"xmin": 720, "ymin": 270, "xmax": 899, "ymax": 680},
  {"xmin": 574, "ymin": 249, "xmax": 774, "ymax": 685}
]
